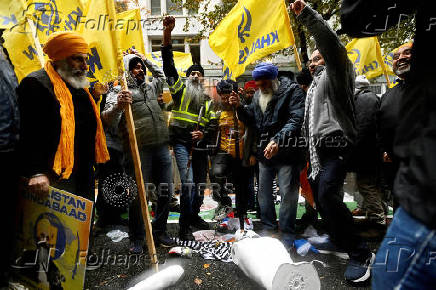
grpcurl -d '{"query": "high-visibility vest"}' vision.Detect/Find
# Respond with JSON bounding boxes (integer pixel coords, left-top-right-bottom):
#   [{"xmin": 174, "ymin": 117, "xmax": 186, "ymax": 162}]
[{"xmin": 169, "ymin": 77, "xmax": 216, "ymax": 128}]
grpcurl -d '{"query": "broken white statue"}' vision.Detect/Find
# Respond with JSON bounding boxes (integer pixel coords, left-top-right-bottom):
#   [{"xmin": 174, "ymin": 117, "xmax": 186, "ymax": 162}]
[
  {"xmin": 127, "ymin": 265, "xmax": 184, "ymax": 290},
  {"xmin": 231, "ymin": 237, "xmax": 320, "ymax": 290}
]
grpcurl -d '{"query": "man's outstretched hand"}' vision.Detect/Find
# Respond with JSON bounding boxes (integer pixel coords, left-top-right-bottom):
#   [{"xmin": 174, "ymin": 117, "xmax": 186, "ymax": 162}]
[{"xmin": 290, "ymin": 0, "xmax": 306, "ymax": 16}]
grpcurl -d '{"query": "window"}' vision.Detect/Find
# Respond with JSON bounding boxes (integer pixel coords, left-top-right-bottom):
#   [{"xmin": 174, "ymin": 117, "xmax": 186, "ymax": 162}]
[
  {"xmin": 151, "ymin": 0, "xmax": 161, "ymax": 15},
  {"xmin": 151, "ymin": 38, "xmax": 185, "ymax": 53},
  {"xmin": 151, "ymin": 38, "xmax": 200, "ymax": 64},
  {"xmin": 166, "ymin": 0, "xmax": 183, "ymax": 15}
]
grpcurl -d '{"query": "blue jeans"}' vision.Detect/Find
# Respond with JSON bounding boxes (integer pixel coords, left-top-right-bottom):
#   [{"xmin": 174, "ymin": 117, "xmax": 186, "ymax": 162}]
[
  {"xmin": 372, "ymin": 207, "xmax": 436, "ymax": 289},
  {"xmin": 258, "ymin": 161, "xmax": 300, "ymax": 242},
  {"xmin": 128, "ymin": 144, "xmax": 172, "ymax": 240},
  {"xmin": 173, "ymin": 143, "xmax": 208, "ymax": 229}
]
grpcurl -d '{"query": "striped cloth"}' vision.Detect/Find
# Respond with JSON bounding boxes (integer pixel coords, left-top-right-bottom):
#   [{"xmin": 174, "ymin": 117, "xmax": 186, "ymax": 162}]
[
  {"xmin": 303, "ymin": 77, "xmax": 321, "ymax": 180},
  {"xmin": 174, "ymin": 238, "xmax": 233, "ymax": 263}
]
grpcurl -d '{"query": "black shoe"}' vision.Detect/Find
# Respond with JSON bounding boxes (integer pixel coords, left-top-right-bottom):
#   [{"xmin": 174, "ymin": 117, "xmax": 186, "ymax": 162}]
[
  {"xmin": 169, "ymin": 198, "xmax": 180, "ymax": 212},
  {"xmin": 154, "ymin": 233, "xmax": 176, "ymax": 247},
  {"xmin": 179, "ymin": 227, "xmax": 195, "ymax": 241},
  {"xmin": 191, "ymin": 215, "xmax": 209, "ymax": 230},
  {"xmin": 344, "ymin": 253, "xmax": 375, "ymax": 283}
]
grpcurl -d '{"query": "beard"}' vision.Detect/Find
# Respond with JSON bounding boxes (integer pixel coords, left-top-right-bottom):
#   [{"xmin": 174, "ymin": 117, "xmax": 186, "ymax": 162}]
[
  {"xmin": 259, "ymin": 89, "xmax": 273, "ymax": 113},
  {"xmin": 186, "ymin": 78, "xmax": 205, "ymax": 105},
  {"xmin": 394, "ymin": 64, "xmax": 411, "ymax": 78},
  {"xmin": 258, "ymin": 78, "xmax": 279, "ymax": 113},
  {"xmin": 56, "ymin": 60, "xmax": 90, "ymax": 89}
]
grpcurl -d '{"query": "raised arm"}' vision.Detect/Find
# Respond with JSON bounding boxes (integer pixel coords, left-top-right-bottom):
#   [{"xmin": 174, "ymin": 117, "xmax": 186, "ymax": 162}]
[
  {"xmin": 293, "ymin": 1, "xmax": 351, "ymax": 78},
  {"xmin": 161, "ymin": 16, "xmax": 180, "ymax": 88}
]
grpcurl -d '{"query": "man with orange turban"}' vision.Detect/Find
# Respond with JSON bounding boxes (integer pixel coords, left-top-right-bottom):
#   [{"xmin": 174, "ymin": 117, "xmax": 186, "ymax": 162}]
[{"xmin": 17, "ymin": 31, "xmax": 109, "ymax": 201}]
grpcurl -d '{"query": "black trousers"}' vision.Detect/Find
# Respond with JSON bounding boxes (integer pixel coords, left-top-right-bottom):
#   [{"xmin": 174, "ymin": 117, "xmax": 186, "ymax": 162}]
[
  {"xmin": 309, "ymin": 147, "xmax": 370, "ymax": 262},
  {"xmin": 211, "ymin": 151, "xmax": 249, "ymax": 218},
  {"xmin": 95, "ymin": 148, "xmax": 126, "ymax": 225}
]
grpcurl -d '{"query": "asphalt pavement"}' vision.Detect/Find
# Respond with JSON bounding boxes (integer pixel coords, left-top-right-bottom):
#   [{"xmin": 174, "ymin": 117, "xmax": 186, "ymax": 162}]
[{"xmin": 84, "ymin": 220, "xmax": 381, "ymax": 290}]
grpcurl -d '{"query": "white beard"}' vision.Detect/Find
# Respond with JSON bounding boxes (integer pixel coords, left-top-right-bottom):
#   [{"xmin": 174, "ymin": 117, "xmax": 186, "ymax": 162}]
[
  {"xmin": 259, "ymin": 90, "xmax": 273, "ymax": 113},
  {"xmin": 394, "ymin": 64, "xmax": 410, "ymax": 78},
  {"xmin": 56, "ymin": 61, "xmax": 90, "ymax": 89},
  {"xmin": 186, "ymin": 78, "xmax": 205, "ymax": 105}
]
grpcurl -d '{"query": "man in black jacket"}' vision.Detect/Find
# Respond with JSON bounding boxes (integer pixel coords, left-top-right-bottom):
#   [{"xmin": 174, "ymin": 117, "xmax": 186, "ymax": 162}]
[
  {"xmin": 378, "ymin": 43, "xmax": 412, "ymax": 212},
  {"xmin": 340, "ymin": 1, "xmax": 436, "ymax": 289},
  {"xmin": 229, "ymin": 63, "xmax": 305, "ymax": 249}
]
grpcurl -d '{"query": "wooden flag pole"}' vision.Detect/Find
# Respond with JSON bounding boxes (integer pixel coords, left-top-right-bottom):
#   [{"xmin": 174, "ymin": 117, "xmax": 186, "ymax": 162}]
[
  {"xmin": 376, "ymin": 38, "xmax": 391, "ymax": 88},
  {"xmin": 123, "ymin": 81, "xmax": 159, "ymax": 272},
  {"xmin": 293, "ymin": 44, "xmax": 302, "ymax": 71},
  {"xmin": 105, "ymin": 0, "xmax": 158, "ymax": 272},
  {"xmin": 289, "ymin": 18, "xmax": 302, "ymax": 71},
  {"xmin": 26, "ymin": 18, "xmax": 45, "ymax": 67}
]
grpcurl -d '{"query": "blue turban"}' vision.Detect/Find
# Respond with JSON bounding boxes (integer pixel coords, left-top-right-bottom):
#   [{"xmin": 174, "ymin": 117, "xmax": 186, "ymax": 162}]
[{"xmin": 252, "ymin": 63, "xmax": 278, "ymax": 80}]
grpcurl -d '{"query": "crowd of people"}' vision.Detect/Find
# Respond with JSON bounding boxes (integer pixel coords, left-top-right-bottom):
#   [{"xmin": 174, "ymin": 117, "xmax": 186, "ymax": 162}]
[{"xmin": 1, "ymin": 0, "xmax": 435, "ymax": 288}]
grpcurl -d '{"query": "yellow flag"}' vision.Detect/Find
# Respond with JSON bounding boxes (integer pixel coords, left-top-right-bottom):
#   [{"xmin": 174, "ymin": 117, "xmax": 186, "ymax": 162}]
[
  {"xmin": 2, "ymin": 0, "xmax": 86, "ymax": 81},
  {"xmin": 3, "ymin": 29, "xmax": 42, "ymax": 81},
  {"xmin": 346, "ymin": 37, "xmax": 386, "ymax": 79},
  {"xmin": 0, "ymin": 0, "xmax": 24, "ymax": 29},
  {"xmin": 117, "ymin": 9, "xmax": 146, "ymax": 55},
  {"xmin": 209, "ymin": 0, "xmax": 294, "ymax": 78},
  {"xmin": 145, "ymin": 51, "xmax": 193, "ymax": 77},
  {"xmin": 78, "ymin": 0, "xmax": 120, "ymax": 85}
]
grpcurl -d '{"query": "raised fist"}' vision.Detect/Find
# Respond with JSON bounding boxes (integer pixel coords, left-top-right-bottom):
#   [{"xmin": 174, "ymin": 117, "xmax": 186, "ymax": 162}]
[
  {"xmin": 290, "ymin": 0, "xmax": 306, "ymax": 16},
  {"xmin": 163, "ymin": 16, "xmax": 175, "ymax": 33}
]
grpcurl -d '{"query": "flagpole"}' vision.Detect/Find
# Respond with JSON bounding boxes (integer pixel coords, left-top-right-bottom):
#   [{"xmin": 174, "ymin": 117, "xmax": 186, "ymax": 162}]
[
  {"xmin": 289, "ymin": 18, "xmax": 302, "ymax": 71},
  {"xmin": 376, "ymin": 38, "xmax": 391, "ymax": 88},
  {"xmin": 105, "ymin": 0, "xmax": 159, "ymax": 272},
  {"xmin": 26, "ymin": 18, "xmax": 45, "ymax": 67},
  {"xmin": 293, "ymin": 44, "xmax": 302, "ymax": 71}
]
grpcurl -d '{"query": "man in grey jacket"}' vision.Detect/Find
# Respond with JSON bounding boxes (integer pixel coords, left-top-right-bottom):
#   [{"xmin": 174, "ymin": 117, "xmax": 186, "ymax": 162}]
[
  {"xmin": 292, "ymin": 0, "xmax": 373, "ymax": 283},
  {"xmin": 102, "ymin": 52, "xmax": 174, "ymax": 253}
]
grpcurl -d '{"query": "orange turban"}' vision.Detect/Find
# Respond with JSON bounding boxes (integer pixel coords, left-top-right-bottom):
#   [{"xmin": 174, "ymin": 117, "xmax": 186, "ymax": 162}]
[
  {"xmin": 42, "ymin": 32, "xmax": 109, "ymax": 179},
  {"xmin": 43, "ymin": 31, "xmax": 90, "ymax": 61}
]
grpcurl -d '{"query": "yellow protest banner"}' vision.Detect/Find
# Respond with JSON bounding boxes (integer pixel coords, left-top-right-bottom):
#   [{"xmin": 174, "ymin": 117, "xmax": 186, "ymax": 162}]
[
  {"xmin": 209, "ymin": 0, "xmax": 295, "ymax": 78},
  {"xmin": 346, "ymin": 37, "xmax": 386, "ymax": 80},
  {"xmin": 12, "ymin": 187, "xmax": 93, "ymax": 290},
  {"xmin": 3, "ymin": 0, "xmax": 86, "ymax": 81},
  {"xmin": 145, "ymin": 51, "xmax": 193, "ymax": 77},
  {"xmin": 117, "ymin": 9, "xmax": 146, "ymax": 55}
]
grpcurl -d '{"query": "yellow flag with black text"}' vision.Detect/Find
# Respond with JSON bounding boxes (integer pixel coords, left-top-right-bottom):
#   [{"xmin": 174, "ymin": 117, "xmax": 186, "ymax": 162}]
[
  {"xmin": 78, "ymin": 0, "xmax": 120, "ymax": 84},
  {"xmin": 209, "ymin": 0, "xmax": 294, "ymax": 78},
  {"xmin": 117, "ymin": 9, "xmax": 146, "ymax": 55},
  {"xmin": 2, "ymin": 0, "xmax": 85, "ymax": 81},
  {"xmin": 346, "ymin": 37, "xmax": 386, "ymax": 80}
]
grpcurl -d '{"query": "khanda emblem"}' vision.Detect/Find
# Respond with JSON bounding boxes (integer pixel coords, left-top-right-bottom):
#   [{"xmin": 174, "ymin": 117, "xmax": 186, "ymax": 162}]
[
  {"xmin": 347, "ymin": 48, "xmax": 361, "ymax": 67},
  {"xmin": 238, "ymin": 7, "xmax": 252, "ymax": 43},
  {"xmin": 24, "ymin": 0, "xmax": 61, "ymax": 35}
]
